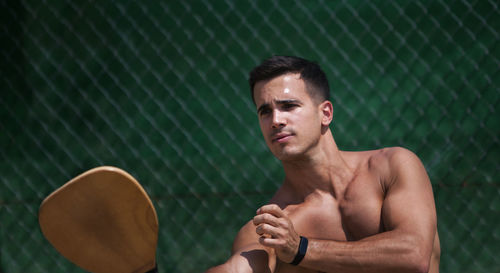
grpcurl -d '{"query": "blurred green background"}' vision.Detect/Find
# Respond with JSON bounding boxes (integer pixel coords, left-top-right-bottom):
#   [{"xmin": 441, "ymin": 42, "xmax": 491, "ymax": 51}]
[{"xmin": 1, "ymin": 1, "xmax": 499, "ymax": 272}]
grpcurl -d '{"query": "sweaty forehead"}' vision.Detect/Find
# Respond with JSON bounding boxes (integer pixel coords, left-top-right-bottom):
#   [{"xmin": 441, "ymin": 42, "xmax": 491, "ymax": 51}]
[{"xmin": 253, "ymin": 73, "xmax": 307, "ymax": 104}]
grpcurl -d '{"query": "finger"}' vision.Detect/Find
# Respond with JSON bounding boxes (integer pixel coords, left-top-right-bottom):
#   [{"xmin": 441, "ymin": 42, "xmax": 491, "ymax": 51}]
[
  {"xmin": 255, "ymin": 223, "xmax": 281, "ymax": 238},
  {"xmin": 253, "ymin": 213, "xmax": 280, "ymax": 227},
  {"xmin": 256, "ymin": 204, "xmax": 285, "ymax": 218},
  {"xmin": 258, "ymin": 236, "xmax": 284, "ymax": 248}
]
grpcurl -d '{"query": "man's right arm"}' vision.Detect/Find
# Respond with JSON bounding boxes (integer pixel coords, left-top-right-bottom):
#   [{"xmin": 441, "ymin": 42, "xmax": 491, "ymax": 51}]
[{"xmin": 205, "ymin": 220, "xmax": 276, "ymax": 273}]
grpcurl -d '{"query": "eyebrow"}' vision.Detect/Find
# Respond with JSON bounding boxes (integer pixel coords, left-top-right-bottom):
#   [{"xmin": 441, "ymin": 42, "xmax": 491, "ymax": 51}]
[
  {"xmin": 257, "ymin": 99, "xmax": 301, "ymax": 114},
  {"xmin": 257, "ymin": 104, "xmax": 269, "ymax": 114}
]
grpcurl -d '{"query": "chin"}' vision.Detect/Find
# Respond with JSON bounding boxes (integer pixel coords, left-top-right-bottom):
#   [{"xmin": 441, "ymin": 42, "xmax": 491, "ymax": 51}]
[{"xmin": 271, "ymin": 147, "xmax": 304, "ymax": 161}]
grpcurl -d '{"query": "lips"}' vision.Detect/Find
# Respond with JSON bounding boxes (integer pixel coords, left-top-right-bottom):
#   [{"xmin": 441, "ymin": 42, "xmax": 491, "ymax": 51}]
[{"xmin": 271, "ymin": 132, "xmax": 293, "ymax": 143}]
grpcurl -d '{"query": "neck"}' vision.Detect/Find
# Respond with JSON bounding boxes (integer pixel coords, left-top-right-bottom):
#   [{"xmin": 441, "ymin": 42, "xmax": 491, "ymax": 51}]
[{"xmin": 281, "ymin": 130, "xmax": 353, "ymax": 199}]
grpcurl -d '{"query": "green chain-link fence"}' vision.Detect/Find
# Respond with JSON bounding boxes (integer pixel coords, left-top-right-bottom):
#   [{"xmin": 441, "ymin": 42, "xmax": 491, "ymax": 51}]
[{"xmin": 1, "ymin": 1, "xmax": 499, "ymax": 272}]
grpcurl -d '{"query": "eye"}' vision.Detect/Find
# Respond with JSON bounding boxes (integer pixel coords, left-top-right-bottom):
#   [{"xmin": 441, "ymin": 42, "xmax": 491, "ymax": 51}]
[
  {"xmin": 283, "ymin": 103, "xmax": 298, "ymax": 110},
  {"xmin": 258, "ymin": 107, "xmax": 272, "ymax": 116}
]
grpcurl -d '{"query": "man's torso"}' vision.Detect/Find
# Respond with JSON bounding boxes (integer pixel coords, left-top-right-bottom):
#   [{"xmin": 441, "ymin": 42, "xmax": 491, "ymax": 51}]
[{"xmin": 269, "ymin": 149, "xmax": 439, "ymax": 273}]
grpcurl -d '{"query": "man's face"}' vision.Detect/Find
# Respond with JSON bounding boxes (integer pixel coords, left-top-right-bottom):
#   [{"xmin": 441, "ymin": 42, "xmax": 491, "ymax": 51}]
[{"xmin": 253, "ymin": 73, "xmax": 325, "ymax": 161}]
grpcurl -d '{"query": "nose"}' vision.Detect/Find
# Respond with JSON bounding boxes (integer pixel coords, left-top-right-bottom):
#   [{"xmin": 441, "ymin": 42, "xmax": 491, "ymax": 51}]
[{"xmin": 272, "ymin": 110, "xmax": 286, "ymax": 129}]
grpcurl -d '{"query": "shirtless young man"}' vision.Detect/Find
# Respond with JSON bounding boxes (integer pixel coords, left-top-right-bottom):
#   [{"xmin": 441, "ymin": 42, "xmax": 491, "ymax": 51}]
[{"xmin": 206, "ymin": 56, "xmax": 440, "ymax": 273}]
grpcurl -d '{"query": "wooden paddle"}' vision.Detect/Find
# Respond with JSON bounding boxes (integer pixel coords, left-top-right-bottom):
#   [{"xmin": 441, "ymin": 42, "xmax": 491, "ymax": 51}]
[{"xmin": 39, "ymin": 166, "xmax": 159, "ymax": 273}]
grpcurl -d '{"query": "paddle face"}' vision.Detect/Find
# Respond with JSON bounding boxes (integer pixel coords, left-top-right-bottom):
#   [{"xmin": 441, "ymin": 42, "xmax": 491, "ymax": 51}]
[{"xmin": 39, "ymin": 166, "xmax": 158, "ymax": 273}]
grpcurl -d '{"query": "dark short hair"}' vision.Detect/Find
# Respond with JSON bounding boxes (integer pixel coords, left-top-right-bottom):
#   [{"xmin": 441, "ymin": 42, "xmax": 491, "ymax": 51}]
[{"xmin": 248, "ymin": 55, "xmax": 330, "ymax": 104}]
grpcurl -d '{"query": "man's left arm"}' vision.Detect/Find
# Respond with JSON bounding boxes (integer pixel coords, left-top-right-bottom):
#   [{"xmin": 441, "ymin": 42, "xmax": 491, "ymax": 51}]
[{"xmin": 256, "ymin": 148, "xmax": 438, "ymax": 273}]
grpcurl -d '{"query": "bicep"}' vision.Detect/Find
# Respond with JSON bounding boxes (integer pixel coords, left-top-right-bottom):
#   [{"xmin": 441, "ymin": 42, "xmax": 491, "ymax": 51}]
[{"xmin": 381, "ymin": 148, "xmax": 437, "ymax": 249}]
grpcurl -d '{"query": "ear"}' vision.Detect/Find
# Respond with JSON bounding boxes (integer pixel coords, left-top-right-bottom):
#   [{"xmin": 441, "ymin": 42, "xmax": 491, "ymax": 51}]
[{"xmin": 319, "ymin": 101, "xmax": 333, "ymax": 126}]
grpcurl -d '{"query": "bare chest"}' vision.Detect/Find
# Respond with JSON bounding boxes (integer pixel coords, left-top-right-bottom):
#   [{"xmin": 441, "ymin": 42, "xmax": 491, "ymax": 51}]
[
  {"xmin": 275, "ymin": 179, "xmax": 384, "ymax": 273},
  {"xmin": 291, "ymin": 184, "xmax": 383, "ymax": 240}
]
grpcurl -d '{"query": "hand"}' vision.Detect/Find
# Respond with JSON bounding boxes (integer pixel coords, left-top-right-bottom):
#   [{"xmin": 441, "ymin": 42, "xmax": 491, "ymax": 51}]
[{"xmin": 253, "ymin": 204, "xmax": 300, "ymax": 263}]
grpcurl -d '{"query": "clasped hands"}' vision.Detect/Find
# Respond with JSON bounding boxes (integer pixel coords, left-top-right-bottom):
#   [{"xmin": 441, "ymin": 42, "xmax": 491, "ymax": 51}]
[{"xmin": 253, "ymin": 204, "xmax": 301, "ymax": 263}]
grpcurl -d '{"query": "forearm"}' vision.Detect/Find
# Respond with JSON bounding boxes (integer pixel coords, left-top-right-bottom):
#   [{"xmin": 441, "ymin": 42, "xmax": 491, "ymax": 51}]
[
  {"xmin": 300, "ymin": 231, "xmax": 431, "ymax": 273},
  {"xmin": 205, "ymin": 246, "xmax": 275, "ymax": 273}
]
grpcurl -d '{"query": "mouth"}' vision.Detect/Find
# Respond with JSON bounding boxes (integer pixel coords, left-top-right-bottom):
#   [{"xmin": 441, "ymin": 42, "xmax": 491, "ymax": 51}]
[{"xmin": 271, "ymin": 132, "xmax": 293, "ymax": 143}]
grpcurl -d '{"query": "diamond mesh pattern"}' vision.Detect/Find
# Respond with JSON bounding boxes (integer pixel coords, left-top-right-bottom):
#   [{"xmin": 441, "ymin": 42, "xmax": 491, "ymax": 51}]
[{"xmin": 1, "ymin": 1, "xmax": 499, "ymax": 272}]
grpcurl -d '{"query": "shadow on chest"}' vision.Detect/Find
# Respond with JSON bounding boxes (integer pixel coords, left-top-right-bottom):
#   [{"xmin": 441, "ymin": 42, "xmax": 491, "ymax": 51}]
[{"xmin": 289, "ymin": 179, "xmax": 384, "ymax": 241}]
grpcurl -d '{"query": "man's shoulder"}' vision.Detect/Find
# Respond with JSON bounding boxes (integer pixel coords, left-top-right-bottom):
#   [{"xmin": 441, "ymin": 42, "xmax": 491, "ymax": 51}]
[
  {"xmin": 342, "ymin": 147, "xmax": 418, "ymax": 166},
  {"xmin": 343, "ymin": 146, "xmax": 419, "ymax": 166},
  {"xmin": 344, "ymin": 147, "xmax": 423, "ymax": 185},
  {"xmin": 375, "ymin": 146, "xmax": 422, "ymax": 168},
  {"xmin": 372, "ymin": 146, "xmax": 419, "ymax": 163},
  {"xmin": 364, "ymin": 147, "xmax": 427, "ymax": 190}
]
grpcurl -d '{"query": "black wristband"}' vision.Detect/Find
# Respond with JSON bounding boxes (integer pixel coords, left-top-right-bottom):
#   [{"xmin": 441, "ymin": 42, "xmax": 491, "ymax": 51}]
[{"xmin": 290, "ymin": 236, "xmax": 308, "ymax": 265}]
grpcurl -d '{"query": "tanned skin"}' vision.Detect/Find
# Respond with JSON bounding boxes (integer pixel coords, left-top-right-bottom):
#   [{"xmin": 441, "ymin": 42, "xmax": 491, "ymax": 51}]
[{"xmin": 206, "ymin": 73, "xmax": 440, "ymax": 273}]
